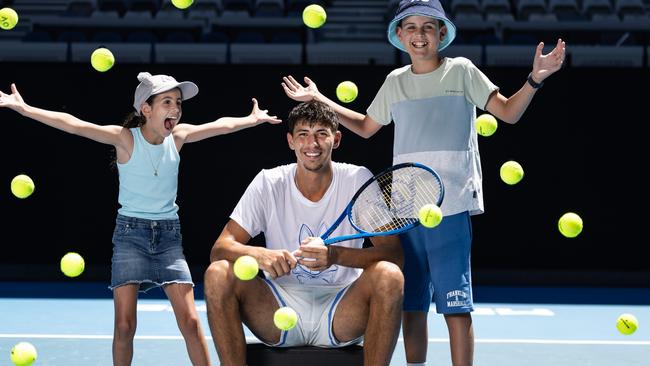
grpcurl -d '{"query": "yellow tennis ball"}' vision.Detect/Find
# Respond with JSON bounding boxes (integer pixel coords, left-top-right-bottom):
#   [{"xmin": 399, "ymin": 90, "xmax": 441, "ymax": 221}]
[
  {"xmin": 558, "ymin": 212, "xmax": 583, "ymax": 238},
  {"xmin": 90, "ymin": 47, "xmax": 115, "ymax": 72},
  {"xmin": 476, "ymin": 113, "xmax": 498, "ymax": 137},
  {"xmin": 233, "ymin": 255, "xmax": 259, "ymax": 281},
  {"xmin": 302, "ymin": 4, "xmax": 326, "ymax": 28},
  {"xmin": 171, "ymin": 0, "xmax": 193, "ymax": 9},
  {"xmin": 274, "ymin": 306, "xmax": 298, "ymax": 331},
  {"xmin": 11, "ymin": 174, "xmax": 35, "ymax": 199},
  {"xmin": 10, "ymin": 342, "xmax": 37, "ymax": 366},
  {"xmin": 418, "ymin": 204, "xmax": 442, "ymax": 228},
  {"xmin": 60, "ymin": 252, "xmax": 85, "ymax": 278},
  {"xmin": 0, "ymin": 7, "xmax": 19, "ymax": 30},
  {"xmin": 500, "ymin": 160, "xmax": 524, "ymax": 185},
  {"xmin": 616, "ymin": 313, "xmax": 638, "ymax": 335},
  {"xmin": 336, "ymin": 81, "xmax": 358, "ymax": 103}
]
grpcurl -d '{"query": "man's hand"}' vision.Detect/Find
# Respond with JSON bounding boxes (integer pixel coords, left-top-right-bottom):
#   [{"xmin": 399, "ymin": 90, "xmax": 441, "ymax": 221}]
[
  {"xmin": 256, "ymin": 248, "xmax": 297, "ymax": 278},
  {"xmin": 294, "ymin": 237, "xmax": 332, "ymax": 271}
]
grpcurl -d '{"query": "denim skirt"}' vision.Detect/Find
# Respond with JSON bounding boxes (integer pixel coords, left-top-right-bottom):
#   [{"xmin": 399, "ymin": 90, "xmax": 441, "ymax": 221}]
[{"xmin": 110, "ymin": 214, "xmax": 194, "ymax": 292}]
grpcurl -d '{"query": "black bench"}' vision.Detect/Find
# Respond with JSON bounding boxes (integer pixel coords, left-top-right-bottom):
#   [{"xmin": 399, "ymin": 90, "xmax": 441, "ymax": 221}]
[{"xmin": 246, "ymin": 342, "xmax": 364, "ymax": 366}]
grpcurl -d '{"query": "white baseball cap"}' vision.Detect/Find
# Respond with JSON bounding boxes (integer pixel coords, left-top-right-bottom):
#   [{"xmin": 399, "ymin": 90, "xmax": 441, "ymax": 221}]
[{"xmin": 133, "ymin": 72, "xmax": 198, "ymax": 115}]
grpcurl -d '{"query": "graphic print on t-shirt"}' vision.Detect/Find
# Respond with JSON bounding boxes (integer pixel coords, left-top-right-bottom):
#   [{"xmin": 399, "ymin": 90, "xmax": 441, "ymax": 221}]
[{"xmin": 292, "ymin": 223, "xmax": 338, "ymax": 284}]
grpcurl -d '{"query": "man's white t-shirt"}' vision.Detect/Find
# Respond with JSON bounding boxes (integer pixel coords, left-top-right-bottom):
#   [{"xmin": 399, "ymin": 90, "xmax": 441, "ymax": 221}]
[{"xmin": 230, "ymin": 162, "xmax": 373, "ymax": 287}]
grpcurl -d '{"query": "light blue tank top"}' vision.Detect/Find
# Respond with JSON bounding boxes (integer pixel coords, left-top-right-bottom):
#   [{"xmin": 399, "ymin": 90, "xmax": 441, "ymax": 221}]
[{"xmin": 117, "ymin": 127, "xmax": 180, "ymax": 219}]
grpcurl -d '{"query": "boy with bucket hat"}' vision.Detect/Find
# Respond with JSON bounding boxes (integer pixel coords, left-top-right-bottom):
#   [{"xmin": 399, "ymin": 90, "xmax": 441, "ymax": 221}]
[{"xmin": 282, "ymin": 0, "xmax": 566, "ymax": 364}]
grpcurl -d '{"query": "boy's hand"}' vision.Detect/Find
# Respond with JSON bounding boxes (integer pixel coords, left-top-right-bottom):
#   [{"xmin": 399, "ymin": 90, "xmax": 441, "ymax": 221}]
[
  {"xmin": 282, "ymin": 76, "xmax": 319, "ymax": 102},
  {"xmin": 531, "ymin": 38, "xmax": 566, "ymax": 83}
]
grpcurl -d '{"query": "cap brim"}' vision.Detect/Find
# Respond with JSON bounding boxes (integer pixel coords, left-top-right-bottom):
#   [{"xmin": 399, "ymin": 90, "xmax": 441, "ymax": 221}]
[
  {"xmin": 158, "ymin": 81, "xmax": 199, "ymax": 101},
  {"xmin": 388, "ymin": 12, "xmax": 456, "ymax": 52}
]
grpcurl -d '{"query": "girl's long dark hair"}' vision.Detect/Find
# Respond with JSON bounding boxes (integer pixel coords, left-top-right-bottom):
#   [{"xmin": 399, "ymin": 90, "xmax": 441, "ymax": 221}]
[{"xmin": 110, "ymin": 95, "xmax": 155, "ymax": 170}]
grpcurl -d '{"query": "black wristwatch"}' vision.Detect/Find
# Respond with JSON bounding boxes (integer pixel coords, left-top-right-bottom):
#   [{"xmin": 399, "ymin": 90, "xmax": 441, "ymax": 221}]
[{"xmin": 527, "ymin": 73, "xmax": 543, "ymax": 89}]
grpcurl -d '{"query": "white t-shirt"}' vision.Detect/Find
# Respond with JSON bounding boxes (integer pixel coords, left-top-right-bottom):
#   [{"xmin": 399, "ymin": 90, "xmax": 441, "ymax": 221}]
[
  {"xmin": 367, "ymin": 57, "xmax": 499, "ymax": 216},
  {"xmin": 230, "ymin": 162, "xmax": 374, "ymax": 287}
]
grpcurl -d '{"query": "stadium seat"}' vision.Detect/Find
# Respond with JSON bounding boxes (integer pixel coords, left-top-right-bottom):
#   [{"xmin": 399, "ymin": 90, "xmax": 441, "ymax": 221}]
[
  {"xmin": 482, "ymin": 0, "xmax": 512, "ymax": 14},
  {"xmin": 254, "ymin": 0, "xmax": 284, "ymax": 17},
  {"xmin": 581, "ymin": 0, "xmax": 613, "ymax": 18},
  {"xmin": 63, "ymin": 1, "xmax": 96, "ymax": 17},
  {"xmin": 450, "ymin": 0, "xmax": 482, "ymax": 17},
  {"xmin": 515, "ymin": 0, "xmax": 547, "ymax": 20},
  {"xmin": 246, "ymin": 343, "xmax": 363, "ymax": 366},
  {"xmin": 193, "ymin": 0, "xmax": 224, "ymax": 14},
  {"xmin": 223, "ymin": 0, "xmax": 253, "ymax": 12},
  {"xmin": 548, "ymin": 0, "xmax": 584, "ymax": 19},
  {"xmin": 614, "ymin": 0, "xmax": 646, "ymax": 17},
  {"xmin": 98, "ymin": 0, "xmax": 128, "ymax": 16},
  {"xmin": 129, "ymin": 0, "xmax": 160, "ymax": 15}
]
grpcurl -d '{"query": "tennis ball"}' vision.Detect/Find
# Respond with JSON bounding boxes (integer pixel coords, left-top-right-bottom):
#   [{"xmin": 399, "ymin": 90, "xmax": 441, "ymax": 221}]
[
  {"xmin": 558, "ymin": 212, "xmax": 583, "ymax": 238},
  {"xmin": 302, "ymin": 4, "xmax": 326, "ymax": 29},
  {"xmin": 336, "ymin": 81, "xmax": 358, "ymax": 103},
  {"xmin": 616, "ymin": 313, "xmax": 638, "ymax": 335},
  {"xmin": 274, "ymin": 306, "xmax": 298, "ymax": 331},
  {"xmin": 476, "ymin": 113, "xmax": 498, "ymax": 137},
  {"xmin": 499, "ymin": 160, "xmax": 524, "ymax": 185},
  {"xmin": 90, "ymin": 47, "xmax": 114, "ymax": 72},
  {"xmin": 418, "ymin": 203, "xmax": 443, "ymax": 228},
  {"xmin": 0, "ymin": 7, "xmax": 18, "ymax": 30},
  {"xmin": 10, "ymin": 342, "xmax": 37, "ymax": 366},
  {"xmin": 233, "ymin": 255, "xmax": 259, "ymax": 281},
  {"xmin": 11, "ymin": 174, "xmax": 35, "ymax": 199},
  {"xmin": 171, "ymin": 0, "xmax": 193, "ymax": 9},
  {"xmin": 60, "ymin": 252, "xmax": 85, "ymax": 278}
]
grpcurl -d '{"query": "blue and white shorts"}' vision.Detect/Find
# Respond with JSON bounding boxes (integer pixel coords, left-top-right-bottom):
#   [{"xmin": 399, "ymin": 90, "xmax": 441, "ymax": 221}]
[
  {"xmin": 262, "ymin": 279, "xmax": 363, "ymax": 348},
  {"xmin": 401, "ymin": 211, "xmax": 473, "ymax": 314}
]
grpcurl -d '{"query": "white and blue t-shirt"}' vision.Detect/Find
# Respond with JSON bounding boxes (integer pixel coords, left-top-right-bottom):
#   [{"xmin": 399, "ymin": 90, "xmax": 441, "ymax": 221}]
[{"xmin": 367, "ymin": 57, "xmax": 498, "ymax": 216}]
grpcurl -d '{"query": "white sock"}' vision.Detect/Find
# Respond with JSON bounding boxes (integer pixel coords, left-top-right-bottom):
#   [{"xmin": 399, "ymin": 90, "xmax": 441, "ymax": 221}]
[{"xmin": 407, "ymin": 363, "xmax": 426, "ymax": 366}]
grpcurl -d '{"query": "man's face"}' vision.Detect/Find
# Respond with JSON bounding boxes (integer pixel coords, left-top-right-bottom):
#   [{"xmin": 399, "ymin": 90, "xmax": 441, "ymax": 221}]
[{"xmin": 287, "ymin": 121, "xmax": 341, "ymax": 173}]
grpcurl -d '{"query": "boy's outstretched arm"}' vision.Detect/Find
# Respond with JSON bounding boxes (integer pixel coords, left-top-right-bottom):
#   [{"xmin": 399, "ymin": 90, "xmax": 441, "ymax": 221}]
[
  {"xmin": 486, "ymin": 38, "xmax": 566, "ymax": 124},
  {"xmin": 0, "ymin": 83, "xmax": 126, "ymax": 147},
  {"xmin": 282, "ymin": 75, "xmax": 382, "ymax": 139},
  {"xmin": 174, "ymin": 98, "xmax": 282, "ymax": 144}
]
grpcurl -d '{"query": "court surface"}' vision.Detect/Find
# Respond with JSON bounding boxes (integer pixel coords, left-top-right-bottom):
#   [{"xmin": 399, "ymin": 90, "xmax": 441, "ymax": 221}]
[{"xmin": 1, "ymin": 283, "xmax": 648, "ymax": 365}]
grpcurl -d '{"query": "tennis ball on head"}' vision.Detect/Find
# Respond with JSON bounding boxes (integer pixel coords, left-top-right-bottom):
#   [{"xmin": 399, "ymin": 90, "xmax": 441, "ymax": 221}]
[
  {"xmin": 0, "ymin": 7, "xmax": 18, "ymax": 30},
  {"xmin": 11, "ymin": 174, "xmax": 35, "ymax": 199},
  {"xmin": 616, "ymin": 313, "xmax": 638, "ymax": 335},
  {"xmin": 60, "ymin": 252, "xmax": 85, "ymax": 277},
  {"xmin": 500, "ymin": 160, "xmax": 524, "ymax": 185},
  {"xmin": 476, "ymin": 113, "xmax": 498, "ymax": 137},
  {"xmin": 274, "ymin": 306, "xmax": 298, "ymax": 331},
  {"xmin": 10, "ymin": 342, "xmax": 37, "ymax": 366},
  {"xmin": 233, "ymin": 255, "xmax": 259, "ymax": 281},
  {"xmin": 171, "ymin": 0, "xmax": 193, "ymax": 9},
  {"xmin": 90, "ymin": 47, "xmax": 114, "ymax": 72},
  {"xmin": 418, "ymin": 203, "xmax": 443, "ymax": 228},
  {"xmin": 558, "ymin": 212, "xmax": 583, "ymax": 238},
  {"xmin": 336, "ymin": 81, "xmax": 358, "ymax": 103},
  {"xmin": 302, "ymin": 4, "xmax": 326, "ymax": 29}
]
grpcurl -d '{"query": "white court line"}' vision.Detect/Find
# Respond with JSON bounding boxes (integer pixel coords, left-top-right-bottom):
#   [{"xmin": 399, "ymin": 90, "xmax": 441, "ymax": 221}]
[{"xmin": 1, "ymin": 334, "xmax": 649, "ymax": 345}]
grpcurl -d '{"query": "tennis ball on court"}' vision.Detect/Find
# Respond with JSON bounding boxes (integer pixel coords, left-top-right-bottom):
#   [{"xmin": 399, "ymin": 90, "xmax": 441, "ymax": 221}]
[
  {"xmin": 336, "ymin": 81, "xmax": 358, "ymax": 103},
  {"xmin": 171, "ymin": 0, "xmax": 193, "ymax": 9},
  {"xmin": 616, "ymin": 313, "xmax": 638, "ymax": 335},
  {"xmin": 90, "ymin": 47, "xmax": 114, "ymax": 72},
  {"xmin": 500, "ymin": 160, "xmax": 524, "ymax": 185},
  {"xmin": 0, "ymin": 7, "xmax": 18, "ymax": 30},
  {"xmin": 11, "ymin": 174, "xmax": 35, "ymax": 199},
  {"xmin": 418, "ymin": 203, "xmax": 443, "ymax": 228},
  {"xmin": 274, "ymin": 306, "xmax": 298, "ymax": 331},
  {"xmin": 233, "ymin": 255, "xmax": 259, "ymax": 281},
  {"xmin": 302, "ymin": 4, "xmax": 326, "ymax": 28},
  {"xmin": 10, "ymin": 341, "xmax": 37, "ymax": 366},
  {"xmin": 476, "ymin": 113, "xmax": 498, "ymax": 137},
  {"xmin": 558, "ymin": 212, "xmax": 583, "ymax": 238},
  {"xmin": 60, "ymin": 252, "xmax": 85, "ymax": 278}
]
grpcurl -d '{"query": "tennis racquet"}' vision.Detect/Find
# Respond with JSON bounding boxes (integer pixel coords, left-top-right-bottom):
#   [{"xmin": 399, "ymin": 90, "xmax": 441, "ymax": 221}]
[{"xmin": 321, "ymin": 162, "xmax": 444, "ymax": 245}]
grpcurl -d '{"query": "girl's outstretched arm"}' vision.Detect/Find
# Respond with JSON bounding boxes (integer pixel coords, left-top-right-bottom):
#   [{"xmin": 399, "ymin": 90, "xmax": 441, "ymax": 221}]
[
  {"xmin": 1, "ymin": 83, "xmax": 126, "ymax": 147},
  {"xmin": 173, "ymin": 98, "xmax": 282, "ymax": 144}
]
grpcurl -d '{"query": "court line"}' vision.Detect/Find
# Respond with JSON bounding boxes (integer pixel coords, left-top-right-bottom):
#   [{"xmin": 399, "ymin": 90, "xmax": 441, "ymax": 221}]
[{"xmin": 1, "ymin": 334, "xmax": 649, "ymax": 345}]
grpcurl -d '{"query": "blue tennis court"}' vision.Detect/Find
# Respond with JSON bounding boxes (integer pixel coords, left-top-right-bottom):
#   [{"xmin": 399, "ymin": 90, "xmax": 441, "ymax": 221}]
[{"xmin": 1, "ymin": 283, "xmax": 648, "ymax": 365}]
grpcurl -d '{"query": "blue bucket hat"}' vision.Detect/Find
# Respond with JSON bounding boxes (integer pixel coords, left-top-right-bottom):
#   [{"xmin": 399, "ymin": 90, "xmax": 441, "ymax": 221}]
[{"xmin": 388, "ymin": 0, "xmax": 457, "ymax": 52}]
